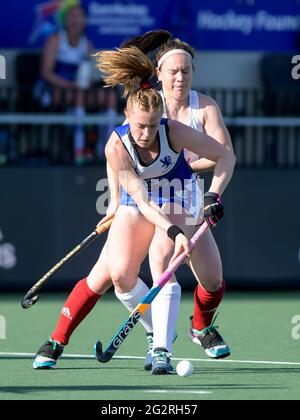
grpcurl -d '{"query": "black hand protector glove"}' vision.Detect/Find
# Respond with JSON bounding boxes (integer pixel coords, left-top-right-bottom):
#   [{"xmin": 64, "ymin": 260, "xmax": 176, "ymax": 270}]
[{"xmin": 204, "ymin": 192, "xmax": 224, "ymax": 227}]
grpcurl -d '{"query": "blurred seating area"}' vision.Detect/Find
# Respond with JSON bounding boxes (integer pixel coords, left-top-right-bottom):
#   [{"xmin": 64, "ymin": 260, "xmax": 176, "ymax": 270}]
[{"xmin": 0, "ymin": 51, "xmax": 300, "ymax": 168}]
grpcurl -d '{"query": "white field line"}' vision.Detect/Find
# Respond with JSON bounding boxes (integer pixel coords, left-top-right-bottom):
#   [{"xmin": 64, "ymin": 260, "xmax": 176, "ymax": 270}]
[
  {"xmin": 143, "ymin": 390, "xmax": 211, "ymax": 394},
  {"xmin": 1, "ymin": 352, "xmax": 300, "ymax": 366}
]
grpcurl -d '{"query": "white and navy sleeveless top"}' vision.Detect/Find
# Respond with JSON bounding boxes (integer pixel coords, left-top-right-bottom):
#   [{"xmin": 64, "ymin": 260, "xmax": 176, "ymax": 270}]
[
  {"xmin": 54, "ymin": 30, "xmax": 89, "ymax": 81},
  {"xmin": 115, "ymin": 119, "xmax": 198, "ymax": 210},
  {"xmin": 160, "ymin": 89, "xmax": 204, "ymax": 164}
]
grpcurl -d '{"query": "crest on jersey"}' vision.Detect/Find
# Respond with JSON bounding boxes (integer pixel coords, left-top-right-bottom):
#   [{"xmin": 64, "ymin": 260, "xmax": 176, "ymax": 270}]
[{"xmin": 160, "ymin": 155, "xmax": 172, "ymax": 169}]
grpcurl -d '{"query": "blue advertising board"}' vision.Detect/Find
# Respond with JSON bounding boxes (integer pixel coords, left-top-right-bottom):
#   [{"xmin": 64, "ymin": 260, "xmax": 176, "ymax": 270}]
[
  {"xmin": 0, "ymin": 0, "xmax": 299, "ymax": 51},
  {"xmin": 0, "ymin": 0, "xmax": 174, "ymax": 49},
  {"xmin": 183, "ymin": 0, "xmax": 300, "ymax": 51}
]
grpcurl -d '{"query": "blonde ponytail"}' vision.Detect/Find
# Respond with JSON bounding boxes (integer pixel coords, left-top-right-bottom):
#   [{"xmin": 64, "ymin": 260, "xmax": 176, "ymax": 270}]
[
  {"xmin": 94, "ymin": 46, "xmax": 163, "ymax": 114},
  {"xmin": 94, "ymin": 47, "xmax": 154, "ymax": 97}
]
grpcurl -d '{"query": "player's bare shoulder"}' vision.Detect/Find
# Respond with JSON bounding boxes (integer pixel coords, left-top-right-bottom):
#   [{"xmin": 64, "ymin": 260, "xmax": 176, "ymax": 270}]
[
  {"xmin": 197, "ymin": 92, "xmax": 223, "ymax": 125},
  {"xmin": 105, "ymin": 131, "xmax": 124, "ymax": 160},
  {"xmin": 105, "ymin": 131, "xmax": 133, "ymax": 171},
  {"xmin": 198, "ymin": 92, "xmax": 220, "ymax": 111}
]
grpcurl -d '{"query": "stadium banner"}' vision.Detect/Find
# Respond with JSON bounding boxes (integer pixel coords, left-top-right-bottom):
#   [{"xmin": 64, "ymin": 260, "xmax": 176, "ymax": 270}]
[
  {"xmin": 0, "ymin": 0, "xmax": 300, "ymax": 51},
  {"xmin": 0, "ymin": 0, "xmax": 174, "ymax": 49},
  {"xmin": 0, "ymin": 168, "xmax": 299, "ymax": 291},
  {"xmin": 182, "ymin": 0, "xmax": 300, "ymax": 51}
]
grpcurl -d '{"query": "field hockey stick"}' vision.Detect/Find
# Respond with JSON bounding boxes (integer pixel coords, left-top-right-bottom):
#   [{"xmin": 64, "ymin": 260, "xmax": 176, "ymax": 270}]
[
  {"xmin": 94, "ymin": 221, "xmax": 209, "ymax": 363},
  {"xmin": 21, "ymin": 217, "xmax": 114, "ymax": 309}
]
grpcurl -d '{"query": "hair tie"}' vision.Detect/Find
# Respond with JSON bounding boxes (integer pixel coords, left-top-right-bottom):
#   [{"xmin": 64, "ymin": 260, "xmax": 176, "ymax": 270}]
[{"xmin": 140, "ymin": 81, "xmax": 153, "ymax": 90}]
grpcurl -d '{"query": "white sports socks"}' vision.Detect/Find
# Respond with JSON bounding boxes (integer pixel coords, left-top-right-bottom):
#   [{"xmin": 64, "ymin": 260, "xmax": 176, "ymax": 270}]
[
  {"xmin": 151, "ymin": 281, "xmax": 181, "ymax": 354},
  {"xmin": 114, "ymin": 277, "xmax": 153, "ymax": 333}
]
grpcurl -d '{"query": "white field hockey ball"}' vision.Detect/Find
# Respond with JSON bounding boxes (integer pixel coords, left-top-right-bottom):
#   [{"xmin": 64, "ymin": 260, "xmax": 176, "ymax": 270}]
[{"xmin": 176, "ymin": 360, "xmax": 194, "ymax": 377}]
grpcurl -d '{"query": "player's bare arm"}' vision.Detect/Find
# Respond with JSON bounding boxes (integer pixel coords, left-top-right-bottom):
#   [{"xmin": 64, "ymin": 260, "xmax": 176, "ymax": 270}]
[
  {"xmin": 189, "ymin": 94, "xmax": 234, "ymax": 173},
  {"xmin": 168, "ymin": 120, "xmax": 236, "ymax": 196}
]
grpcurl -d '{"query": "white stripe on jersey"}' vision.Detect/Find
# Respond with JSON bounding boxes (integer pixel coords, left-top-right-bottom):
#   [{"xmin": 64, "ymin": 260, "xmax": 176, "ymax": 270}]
[{"xmin": 160, "ymin": 89, "xmax": 203, "ymax": 163}]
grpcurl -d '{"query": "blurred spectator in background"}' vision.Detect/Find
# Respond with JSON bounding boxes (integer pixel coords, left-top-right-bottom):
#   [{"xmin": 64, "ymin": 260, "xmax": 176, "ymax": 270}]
[{"xmin": 33, "ymin": 4, "xmax": 118, "ymax": 164}]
